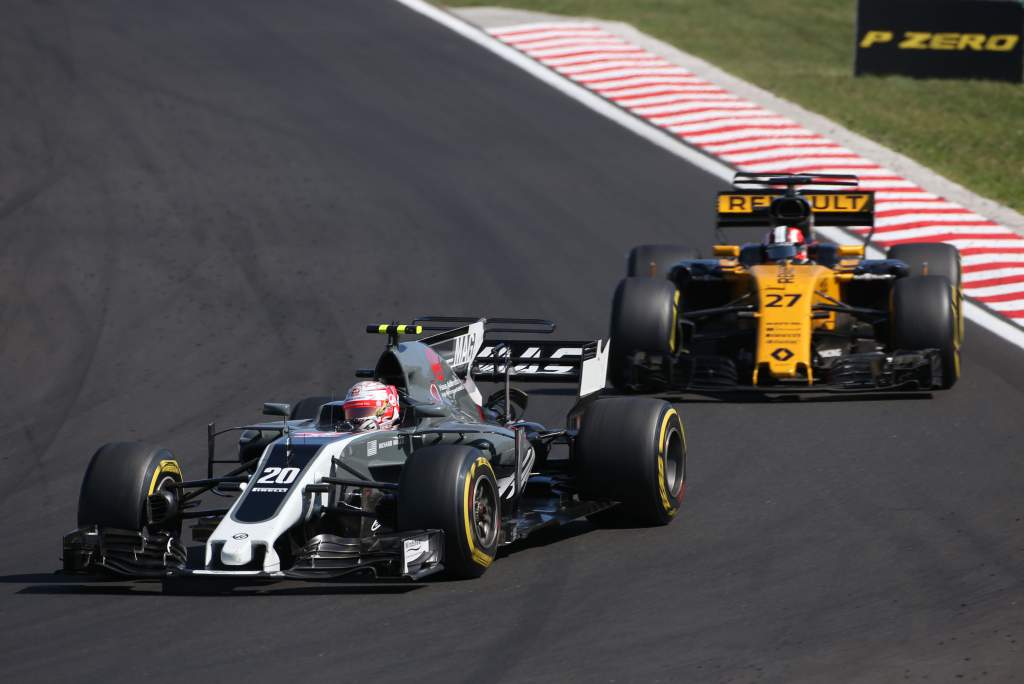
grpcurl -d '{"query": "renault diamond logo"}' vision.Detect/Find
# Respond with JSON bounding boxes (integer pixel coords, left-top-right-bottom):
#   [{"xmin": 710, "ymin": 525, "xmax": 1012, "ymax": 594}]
[{"xmin": 771, "ymin": 347, "xmax": 794, "ymax": 361}]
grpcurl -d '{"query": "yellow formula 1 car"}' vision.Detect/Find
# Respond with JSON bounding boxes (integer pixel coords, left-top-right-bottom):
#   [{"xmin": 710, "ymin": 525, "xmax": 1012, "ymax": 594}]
[{"xmin": 609, "ymin": 173, "xmax": 963, "ymax": 393}]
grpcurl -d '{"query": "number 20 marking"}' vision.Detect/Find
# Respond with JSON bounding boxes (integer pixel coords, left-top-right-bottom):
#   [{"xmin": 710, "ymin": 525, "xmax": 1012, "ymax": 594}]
[
  {"xmin": 766, "ymin": 294, "xmax": 802, "ymax": 307},
  {"xmin": 256, "ymin": 466, "xmax": 300, "ymax": 485}
]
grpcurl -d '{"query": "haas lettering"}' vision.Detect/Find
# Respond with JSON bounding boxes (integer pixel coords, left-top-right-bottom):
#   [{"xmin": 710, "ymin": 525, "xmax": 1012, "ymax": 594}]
[{"xmin": 450, "ymin": 330, "xmax": 480, "ymax": 370}]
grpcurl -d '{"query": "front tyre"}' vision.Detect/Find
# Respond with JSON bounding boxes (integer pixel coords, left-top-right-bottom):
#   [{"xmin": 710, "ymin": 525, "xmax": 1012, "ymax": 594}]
[
  {"xmin": 609, "ymin": 277, "xmax": 680, "ymax": 391},
  {"xmin": 77, "ymin": 442, "xmax": 184, "ymax": 533},
  {"xmin": 397, "ymin": 445, "xmax": 499, "ymax": 579},
  {"xmin": 891, "ymin": 275, "xmax": 960, "ymax": 389},
  {"xmin": 576, "ymin": 398, "xmax": 686, "ymax": 526}
]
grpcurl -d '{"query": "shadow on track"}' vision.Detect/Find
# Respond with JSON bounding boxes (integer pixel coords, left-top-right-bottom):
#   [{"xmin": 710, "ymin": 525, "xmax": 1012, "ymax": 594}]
[
  {"xmin": 495, "ymin": 520, "xmax": 598, "ymax": 560},
  {"xmin": 657, "ymin": 391, "xmax": 933, "ymax": 404},
  {"xmin": 3, "ymin": 573, "xmax": 425, "ymax": 597}
]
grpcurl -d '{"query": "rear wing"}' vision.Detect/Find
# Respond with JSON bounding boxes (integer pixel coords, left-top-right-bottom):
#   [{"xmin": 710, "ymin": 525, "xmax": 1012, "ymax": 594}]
[
  {"xmin": 716, "ymin": 172, "xmax": 875, "ymax": 230},
  {"xmin": 414, "ymin": 316, "xmax": 609, "ymax": 397},
  {"xmin": 716, "ymin": 189, "xmax": 875, "ymax": 228}
]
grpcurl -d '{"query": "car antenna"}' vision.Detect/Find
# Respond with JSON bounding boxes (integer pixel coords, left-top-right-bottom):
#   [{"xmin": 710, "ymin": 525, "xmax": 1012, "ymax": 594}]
[
  {"xmin": 503, "ymin": 343, "xmax": 513, "ymax": 426},
  {"xmin": 284, "ymin": 411, "xmax": 292, "ymax": 462}
]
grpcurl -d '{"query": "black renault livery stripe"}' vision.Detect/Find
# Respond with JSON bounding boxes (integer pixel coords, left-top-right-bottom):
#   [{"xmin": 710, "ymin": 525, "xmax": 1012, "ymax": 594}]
[{"xmin": 232, "ymin": 443, "xmax": 322, "ymax": 523}]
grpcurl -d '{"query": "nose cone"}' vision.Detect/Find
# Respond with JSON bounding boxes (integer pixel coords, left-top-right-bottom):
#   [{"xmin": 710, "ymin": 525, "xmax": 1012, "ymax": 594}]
[{"xmin": 220, "ymin": 536, "xmax": 254, "ymax": 566}]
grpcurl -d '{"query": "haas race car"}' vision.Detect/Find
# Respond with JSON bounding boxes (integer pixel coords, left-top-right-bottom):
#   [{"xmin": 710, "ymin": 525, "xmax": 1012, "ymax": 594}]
[
  {"xmin": 63, "ymin": 317, "xmax": 687, "ymax": 583},
  {"xmin": 609, "ymin": 173, "xmax": 963, "ymax": 393}
]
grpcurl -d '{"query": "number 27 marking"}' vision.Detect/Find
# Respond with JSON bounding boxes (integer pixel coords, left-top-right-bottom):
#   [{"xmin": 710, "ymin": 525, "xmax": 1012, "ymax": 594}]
[{"xmin": 766, "ymin": 294, "xmax": 802, "ymax": 307}]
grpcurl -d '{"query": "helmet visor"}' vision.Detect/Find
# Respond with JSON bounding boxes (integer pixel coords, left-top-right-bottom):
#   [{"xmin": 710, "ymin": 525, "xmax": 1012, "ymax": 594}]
[{"xmin": 345, "ymin": 404, "xmax": 383, "ymax": 421}]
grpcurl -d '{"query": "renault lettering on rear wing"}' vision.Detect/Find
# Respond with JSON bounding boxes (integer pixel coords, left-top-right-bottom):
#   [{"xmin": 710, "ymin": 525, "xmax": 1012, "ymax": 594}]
[{"xmin": 717, "ymin": 172, "xmax": 875, "ymax": 229}]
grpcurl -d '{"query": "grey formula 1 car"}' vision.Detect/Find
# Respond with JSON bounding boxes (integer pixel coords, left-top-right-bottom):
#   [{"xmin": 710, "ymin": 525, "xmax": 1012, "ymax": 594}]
[{"xmin": 63, "ymin": 317, "xmax": 688, "ymax": 582}]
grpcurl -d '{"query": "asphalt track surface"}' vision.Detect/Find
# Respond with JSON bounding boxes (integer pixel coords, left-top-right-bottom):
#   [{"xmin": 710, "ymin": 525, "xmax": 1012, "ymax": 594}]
[{"xmin": 1, "ymin": 2, "xmax": 1022, "ymax": 682}]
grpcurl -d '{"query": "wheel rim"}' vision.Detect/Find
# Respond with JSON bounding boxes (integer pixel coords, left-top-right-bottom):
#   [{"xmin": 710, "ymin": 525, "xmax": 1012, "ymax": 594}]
[
  {"xmin": 144, "ymin": 474, "xmax": 179, "ymax": 532},
  {"xmin": 662, "ymin": 427, "xmax": 685, "ymax": 498},
  {"xmin": 471, "ymin": 477, "xmax": 498, "ymax": 548}
]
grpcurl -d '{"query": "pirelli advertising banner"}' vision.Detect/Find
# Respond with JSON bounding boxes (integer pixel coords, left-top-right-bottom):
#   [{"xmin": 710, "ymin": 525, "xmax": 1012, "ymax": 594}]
[{"xmin": 856, "ymin": 0, "xmax": 1023, "ymax": 82}]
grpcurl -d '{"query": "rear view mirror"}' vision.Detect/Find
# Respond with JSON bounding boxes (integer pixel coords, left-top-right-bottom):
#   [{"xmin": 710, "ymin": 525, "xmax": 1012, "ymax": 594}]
[
  {"xmin": 838, "ymin": 244, "xmax": 865, "ymax": 258},
  {"xmin": 713, "ymin": 245, "xmax": 740, "ymax": 258},
  {"xmin": 262, "ymin": 402, "xmax": 291, "ymax": 418}
]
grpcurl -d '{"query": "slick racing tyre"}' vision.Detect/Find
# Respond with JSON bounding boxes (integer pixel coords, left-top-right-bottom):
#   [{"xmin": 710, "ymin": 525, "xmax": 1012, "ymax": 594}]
[
  {"xmin": 891, "ymin": 275, "xmax": 961, "ymax": 389},
  {"xmin": 627, "ymin": 244, "xmax": 700, "ymax": 278},
  {"xmin": 77, "ymin": 442, "xmax": 183, "ymax": 533},
  {"xmin": 289, "ymin": 395, "xmax": 334, "ymax": 421},
  {"xmin": 575, "ymin": 398, "xmax": 686, "ymax": 526},
  {"xmin": 887, "ymin": 243, "xmax": 962, "ymax": 288},
  {"xmin": 397, "ymin": 445, "xmax": 499, "ymax": 580},
  {"xmin": 609, "ymin": 277, "xmax": 680, "ymax": 390},
  {"xmin": 887, "ymin": 243, "xmax": 964, "ymax": 371}
]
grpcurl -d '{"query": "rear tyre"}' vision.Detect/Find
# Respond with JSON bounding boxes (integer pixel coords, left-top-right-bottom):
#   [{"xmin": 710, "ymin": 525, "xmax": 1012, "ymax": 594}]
[
  {"xmin": 397, "ymin": 445, "xmax": 499, "ymax": 580},
  {"xmin": 627, "ymin": 244, "xmax": 700, "ymax": 278},
  {"xmin": 77, "ymin": 442, "xmax": 183, "ymax": 533},
  {"xmin": 576, "ymin": 398, "xmax": 686, "ymax": 526},
  {"xmin": 887, "ymin": 243, "xmax": 962, "ymax": 288},
  {"xmin": 609, "ymin": 277, "xmax": 680, "ymax": 390},
  {"xmin": 290, "ymin": 395, "xmax": 335, "ymax": 421},
  {"xmin": 891, "ymin": 275, "xmax": 960, "ymax": 389}
]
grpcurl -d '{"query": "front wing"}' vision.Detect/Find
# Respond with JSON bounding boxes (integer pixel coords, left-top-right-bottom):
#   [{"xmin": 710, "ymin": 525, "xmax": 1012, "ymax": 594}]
[
  {"xmin": 62, "ymin": 526, "xmax": 446, "ymax": 581},
  {"xmin": 619, "ymin": 349, "xmax": 942, "ymax": 394}
]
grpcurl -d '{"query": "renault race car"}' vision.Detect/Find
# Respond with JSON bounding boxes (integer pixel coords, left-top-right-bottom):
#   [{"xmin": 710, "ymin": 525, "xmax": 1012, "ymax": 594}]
[
  {"xmin": 609, "ymin": 173, "xmax": 963, "ymax": 393},
  {"xmin": 63, "ymin": 317, "xmax": 687, "ymax": 584}
]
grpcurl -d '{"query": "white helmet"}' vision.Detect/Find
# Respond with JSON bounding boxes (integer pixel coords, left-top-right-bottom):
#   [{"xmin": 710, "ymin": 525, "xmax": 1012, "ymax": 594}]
[
  {"xmin": 764, "ymin": 226, "xmax": 808, "ymax": 262},
  {"xmin": 342, "ymin": 381, "xmax": 401, "ymax": 432}
]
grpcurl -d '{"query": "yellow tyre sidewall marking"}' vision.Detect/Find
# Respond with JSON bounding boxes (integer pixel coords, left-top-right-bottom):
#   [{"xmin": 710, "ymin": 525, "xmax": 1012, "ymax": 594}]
[
  {"xmin": 462, "ymin": 457, "xmax": 495, "ymax": 568},
  {"xmin": 657, "ymin": 409, "xmax": 681, "ymax": 516},
  {"xmin": 668, "ymin": 290, "xmax": 680, "ymax": 353},
  {"xmin": 149, "ymin": 459, "xmax": 182, "ymax": 495},
  {"xmin": 952, "ymin": 283, "xmax": 963, "ymax": 379}
]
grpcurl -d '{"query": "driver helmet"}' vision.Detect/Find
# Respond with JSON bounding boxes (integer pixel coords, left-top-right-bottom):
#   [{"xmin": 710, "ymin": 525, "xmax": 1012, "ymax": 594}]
[
  {"xmin": 764, "ymin": 225, "xmax": 807, "ymax": 262},
  {"xmin": 342, "ymin": 381, "xmax": 400, "ymax": 432}
]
